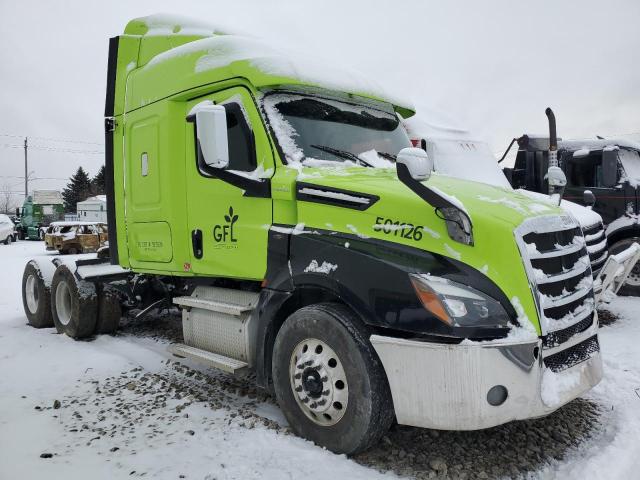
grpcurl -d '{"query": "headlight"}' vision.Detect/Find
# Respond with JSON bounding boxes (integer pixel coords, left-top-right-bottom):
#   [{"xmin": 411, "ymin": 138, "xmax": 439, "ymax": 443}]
[
  {"xmin": 409, "ymin": 274, "xmax": 510, "ymax": 328},
  {"xmin": 436, "ymin": 207, "xmax": 473, "ymax": 245}
]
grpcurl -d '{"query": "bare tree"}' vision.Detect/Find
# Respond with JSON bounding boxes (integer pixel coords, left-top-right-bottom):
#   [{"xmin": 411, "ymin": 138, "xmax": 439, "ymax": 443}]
[{"xmin": 0, "ymin": 183, "xmax": 16, "ymax": 215}]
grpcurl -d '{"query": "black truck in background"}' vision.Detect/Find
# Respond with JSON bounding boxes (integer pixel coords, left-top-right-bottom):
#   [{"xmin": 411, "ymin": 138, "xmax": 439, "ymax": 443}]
[{"xmin": 504, "ymin": 135, "xmax": 640, "ymax": 294}]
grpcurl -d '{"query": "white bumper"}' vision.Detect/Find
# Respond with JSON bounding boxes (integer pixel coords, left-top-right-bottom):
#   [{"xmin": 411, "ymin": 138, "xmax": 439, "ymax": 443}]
[{"xmin": 370, "ymin": 324, "xmax": 602, "ymax": 430}]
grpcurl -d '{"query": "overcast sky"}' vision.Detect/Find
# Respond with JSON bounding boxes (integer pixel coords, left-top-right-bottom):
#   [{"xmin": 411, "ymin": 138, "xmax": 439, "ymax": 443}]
[{"xmin": 1, "ymin": 0, "xmax": 639, "ymax": 208}]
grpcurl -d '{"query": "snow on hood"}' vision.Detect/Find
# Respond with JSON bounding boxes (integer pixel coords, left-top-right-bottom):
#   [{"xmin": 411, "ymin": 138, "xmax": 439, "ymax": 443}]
[{"xmin": 517, "ymin": 190, "xmax": 602, "ymax": 228}]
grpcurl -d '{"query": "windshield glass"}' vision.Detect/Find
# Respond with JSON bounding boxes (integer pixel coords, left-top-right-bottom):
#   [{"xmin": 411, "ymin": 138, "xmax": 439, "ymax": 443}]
[
  {"xmin": 263, "ymin": 92, "xmax": 411, "ymax": 168},
  {"xmin": 425, "ymin": 138, "xmax": 511, "ymax": 188},
  {"xmin": 619, "ymin": 148, "xmax": 640, "ymax": 186}
]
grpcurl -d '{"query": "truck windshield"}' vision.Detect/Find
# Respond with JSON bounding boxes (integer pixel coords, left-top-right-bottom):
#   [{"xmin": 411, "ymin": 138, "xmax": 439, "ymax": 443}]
[
  {"xmin": 619, "ymin": 148, "xmax": 640, "ymax": 186},
  {"xmin": 263, "ymin": 92, "xmax": 411, "ymax": 168}
]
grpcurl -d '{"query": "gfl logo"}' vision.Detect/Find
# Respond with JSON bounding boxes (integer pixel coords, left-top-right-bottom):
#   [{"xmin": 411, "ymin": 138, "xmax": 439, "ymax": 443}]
[{"xmin": 213, "ymin": 206, "xmax": 238, "ymax": 243}]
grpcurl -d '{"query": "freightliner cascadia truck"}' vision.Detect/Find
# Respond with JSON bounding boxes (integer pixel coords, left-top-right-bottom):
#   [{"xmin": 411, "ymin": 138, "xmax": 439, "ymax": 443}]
[{"xmin": 21, "ymin": 15, "xmax": 603, "ymax": 454}]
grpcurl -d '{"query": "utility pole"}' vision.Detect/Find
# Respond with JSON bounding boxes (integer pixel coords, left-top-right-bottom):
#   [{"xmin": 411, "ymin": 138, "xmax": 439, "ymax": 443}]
[{"xmin": 24, "ymin": 137, "xmax": 28, "ymax": 198}]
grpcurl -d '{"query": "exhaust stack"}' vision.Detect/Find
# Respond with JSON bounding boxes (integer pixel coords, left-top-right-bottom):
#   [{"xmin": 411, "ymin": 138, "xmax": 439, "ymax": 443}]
[{"xmin": 545, "ymin": 108, "xmax": 558, "ymax": 195}]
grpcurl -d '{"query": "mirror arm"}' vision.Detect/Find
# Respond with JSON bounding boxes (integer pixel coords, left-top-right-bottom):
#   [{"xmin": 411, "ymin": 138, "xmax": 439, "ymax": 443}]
[
  {"xmin": 203, "ymin": 164, "xmax": 271, "ymax": 198},
  {"xmin": 397, "ymin": 162, "xmax": 458, "ymax": 211}
]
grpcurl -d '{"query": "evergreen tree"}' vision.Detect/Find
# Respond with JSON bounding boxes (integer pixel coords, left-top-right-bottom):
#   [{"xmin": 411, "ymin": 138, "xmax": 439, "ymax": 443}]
[
  {"xmin": 62, "ymin": 167, "xmax": 92, "ymax": 213},
  {"xmin": 91, "ymin": 165, "xmax": 106, "ymax": 196}
]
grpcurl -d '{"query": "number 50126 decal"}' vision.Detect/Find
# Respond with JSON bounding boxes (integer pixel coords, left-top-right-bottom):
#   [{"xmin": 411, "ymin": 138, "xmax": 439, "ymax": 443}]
[{"xmin": 374, "ymin": 216, "xmax": 423, "ymax": 241}]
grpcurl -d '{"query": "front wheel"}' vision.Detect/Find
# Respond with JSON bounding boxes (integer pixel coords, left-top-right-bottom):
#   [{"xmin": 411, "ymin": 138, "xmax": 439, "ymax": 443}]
[
  {"xmin": 4, "ymin": 235, "xmax": 12, "ymax": 245},
  {"xmin": 610, "ymin": 237, "xmax": 640, "ymax": 296},
  {"xmin": 272, "ymin": 303, "xmax": 394, "ymax": 455}
]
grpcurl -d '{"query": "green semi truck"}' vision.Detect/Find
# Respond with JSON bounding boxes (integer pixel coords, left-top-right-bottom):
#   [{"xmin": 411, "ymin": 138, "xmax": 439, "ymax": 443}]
[
  {"xmin": 16, "ymin": 190, "xmax": 65, "ymax": 240},
  {"xmin": 21, "ymin": 15, "xmax": 603, "ymax": 454}
]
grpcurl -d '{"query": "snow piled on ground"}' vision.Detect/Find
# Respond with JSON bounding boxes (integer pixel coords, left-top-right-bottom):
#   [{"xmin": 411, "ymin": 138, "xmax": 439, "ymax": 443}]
[
  {"xmin": 0, "ymin": 243, "xmax": 388, "ymax": 480},
  {"xmin": 1, "ymin": 243, "xmax": 640, "ymax": 479}
]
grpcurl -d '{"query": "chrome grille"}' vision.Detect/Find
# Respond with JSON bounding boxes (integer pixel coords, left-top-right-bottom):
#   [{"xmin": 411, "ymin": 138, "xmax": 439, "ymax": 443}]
[
  {"xmin": 582, "ymin": 221, "xmax": 608, "ymax": 277},
  {"xmin": 516, "ymin": 215, "xmax": 596, "ymax": 344},
  {"xmin": 543, "ymin": 335, "xmax": 599, "ymax": 372}
]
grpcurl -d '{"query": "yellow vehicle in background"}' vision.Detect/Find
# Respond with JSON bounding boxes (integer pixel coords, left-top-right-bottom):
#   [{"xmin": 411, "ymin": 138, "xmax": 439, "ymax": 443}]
[{"xmin": 44, "ymin": 222, "xmax": 108, "ymax": 255}]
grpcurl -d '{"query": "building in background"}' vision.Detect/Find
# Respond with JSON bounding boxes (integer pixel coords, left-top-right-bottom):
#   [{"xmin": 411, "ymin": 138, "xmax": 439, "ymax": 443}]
[{"xmin": 76, "ymin": 195, "xmax": 107, "ymax": 223}]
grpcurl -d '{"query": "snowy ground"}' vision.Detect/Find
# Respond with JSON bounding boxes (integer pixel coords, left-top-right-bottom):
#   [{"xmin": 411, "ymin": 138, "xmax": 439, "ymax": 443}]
[{"xmin": 1, "ymin": 242, "xmax": 639, "ymax": 479}]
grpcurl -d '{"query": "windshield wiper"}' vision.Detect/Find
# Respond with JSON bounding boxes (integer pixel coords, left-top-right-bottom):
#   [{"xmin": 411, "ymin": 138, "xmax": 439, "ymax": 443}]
[
  {"xmin": 310, "ymin": 144, "xmax": 375, "ymax": 168},
  {"xmin": 377, "ymin": 151, "xmax": 397, "ymax": 162}
]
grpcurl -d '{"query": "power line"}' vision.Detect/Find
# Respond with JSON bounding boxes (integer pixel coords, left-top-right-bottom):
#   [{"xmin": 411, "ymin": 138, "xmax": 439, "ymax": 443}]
[
  {"xmin": 0, "ymin": 143, "xmax": 104, "ymax": 154},
  {"xmin": 0, "ymin": 132, "xmax": 103, "ymax": 146}
]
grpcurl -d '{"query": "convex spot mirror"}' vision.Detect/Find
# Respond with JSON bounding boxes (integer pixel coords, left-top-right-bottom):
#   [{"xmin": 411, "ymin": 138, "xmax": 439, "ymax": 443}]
[
  {"xmin": 396, "ymin": 147, "xmax": 434, "ymax": 181},
  {"xmin": 195, "ymin": 104, "xmax": 229, "ymax": 169},
  {"xmin": 583, "ymin": 189, "xmax": 596, "ymax": 207}
]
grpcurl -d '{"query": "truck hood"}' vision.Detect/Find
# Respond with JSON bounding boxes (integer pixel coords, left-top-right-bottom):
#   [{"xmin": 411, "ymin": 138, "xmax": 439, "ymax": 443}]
[
  {"xmin": 297, "ymin": 167, "xmax": 565, "ymax": 228},
  {"xmin": 294, "ymin": 167, "xmax": 568, "ymax": 334}
]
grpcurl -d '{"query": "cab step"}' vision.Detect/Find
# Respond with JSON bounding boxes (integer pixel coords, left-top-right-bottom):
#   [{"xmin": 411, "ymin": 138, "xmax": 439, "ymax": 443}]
[
  {"xmin": 173, "ymin": 286, "xmax": 259, "ymax": 316},
  {"xmin": 172, "ymin": 286, "xmax": 260, "ymax": 368},
  {"xmin": 168, "ymin": 343, "xmax": 248, "ymax": 374}
]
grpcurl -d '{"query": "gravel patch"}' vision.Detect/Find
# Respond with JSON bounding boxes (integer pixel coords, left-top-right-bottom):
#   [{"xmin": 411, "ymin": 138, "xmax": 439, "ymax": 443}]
[
  {"xmin": 597, "ymin": 308, "xmax": 619, "ymax": 327},
  {"xmin": 52, "ymin": 310, "xmax": 605, "ymax": 479},
  {"xmin": 354, "ymin": 398, "xmax": 604, "ymax": 479}
]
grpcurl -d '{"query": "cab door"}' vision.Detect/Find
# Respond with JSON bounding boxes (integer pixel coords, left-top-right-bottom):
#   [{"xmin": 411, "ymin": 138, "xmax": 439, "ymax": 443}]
[{"xmin": 184, "ymin": 86, "xmax": 274, "ymax": 280}]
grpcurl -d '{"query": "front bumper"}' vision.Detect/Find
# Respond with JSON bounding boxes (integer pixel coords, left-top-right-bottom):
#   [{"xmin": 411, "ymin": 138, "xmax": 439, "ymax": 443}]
[{"xmin": 370, "ymin": 322, "xmax": 602, "ymax": 431}]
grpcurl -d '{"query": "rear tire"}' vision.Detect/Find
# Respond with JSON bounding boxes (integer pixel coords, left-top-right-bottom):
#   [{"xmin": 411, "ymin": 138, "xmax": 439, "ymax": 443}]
[
  {"xmin": 4, "ymin": 235, "xmax": 12, "ymax": 245},
  {"xmin": 95, "ymin": 285, "xmax": 122, "ymax": 334},
  {"xmin": 272, "ymin": 303, "xmax": 394, "ymax": 455},
  {"xmin": 50, "ymin": 265, "xmax": 97, "ymax": 339},
  {"xmin": 22, "ymin": 261, "xmax": 54, "ymax": 328},
  {"xmin": 610, "ymin": 237, "xmax": 640, "ymax": 296}
]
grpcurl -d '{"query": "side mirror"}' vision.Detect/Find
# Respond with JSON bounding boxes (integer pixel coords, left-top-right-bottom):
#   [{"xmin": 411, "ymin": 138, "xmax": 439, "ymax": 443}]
[
  {"xmin": 583, "ymin": 189, "xmax": 596, "ymax": 207},
  {"xmin": 396, "ymin": 147, "xmax": 433, "ymax": 181},
  {"xmin": 195, "ymin": 105, "xmax": 229, "ymax": 169},
  {"xmin": 602, "ymin": 149, "xmax": 618, "ymax": 188}
]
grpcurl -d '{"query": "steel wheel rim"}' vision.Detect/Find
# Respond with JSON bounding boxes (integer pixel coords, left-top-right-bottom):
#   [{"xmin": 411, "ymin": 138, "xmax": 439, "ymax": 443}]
[
  {"xmin": 25, "ymin": 274, "xmax": 38, "ymax": 314},
  {"xmin": 289, "ymin": 338, "xmax": 348, "ymax": 427},
  {"xmin": 626, "ymin": 263, "xmax": 640, "ymax": 286},
  {"xmin": 55, "ymin": 280, "xmax": 72, "ymax": 326}
]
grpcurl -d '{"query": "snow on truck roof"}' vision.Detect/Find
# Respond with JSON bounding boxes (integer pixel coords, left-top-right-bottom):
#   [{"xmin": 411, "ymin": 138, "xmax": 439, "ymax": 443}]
[
  {"xmin": 560, "ymin": 138, "xmax": 640, "ymax": 153},
  {"xmin": 122, "ymin": 15, "xmax": 414, "ymax": 116},
  {"xmin": 49, "ymin": 221, "xmax": 106, "ymax": 227}
]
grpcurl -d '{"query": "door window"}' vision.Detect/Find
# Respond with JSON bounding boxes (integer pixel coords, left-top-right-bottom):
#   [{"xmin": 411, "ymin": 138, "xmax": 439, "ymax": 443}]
[
  {"xmin": 196, "ymin": 103, "xmax": 256, "ymax": 174},
  {"xmin": 568, "ymin": 152, "xmax": 603, "ymax": 187}
]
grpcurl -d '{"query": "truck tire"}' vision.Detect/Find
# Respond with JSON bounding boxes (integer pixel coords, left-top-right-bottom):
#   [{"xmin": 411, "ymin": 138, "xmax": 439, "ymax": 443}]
[
  {"xmin": 50, "ymin": 265, "xmax": 98, "ymax": 339},
  {"xmin": 3, "ymin": 235, "xmax": 11, "ymax": 245},
  {"xmin": 22, "ymin": 261, "xmax": 54, "ymax": 328},
  {"xmin": 610, "ymin": 237, "xmax": 640, "ymax": 296},
  {"xmin": 95, "ymin": 285, "xmax": 122, "ymax": 334},
  {"xmin": 272, "ymin": 303, "xmax": 394, "ymax": 455}
]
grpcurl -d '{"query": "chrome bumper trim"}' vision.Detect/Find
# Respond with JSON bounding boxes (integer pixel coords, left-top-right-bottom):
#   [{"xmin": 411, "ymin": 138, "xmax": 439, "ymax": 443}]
[{"xmin": 370, "ymin": 329, "xmax": 602, "ymax": 431}]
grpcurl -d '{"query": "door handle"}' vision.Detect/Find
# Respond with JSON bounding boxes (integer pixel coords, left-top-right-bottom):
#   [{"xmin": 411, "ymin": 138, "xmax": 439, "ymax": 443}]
[{"xmin": 191, "ymin": 229, "xmax": 203, "ymax": 259}]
